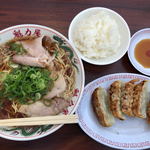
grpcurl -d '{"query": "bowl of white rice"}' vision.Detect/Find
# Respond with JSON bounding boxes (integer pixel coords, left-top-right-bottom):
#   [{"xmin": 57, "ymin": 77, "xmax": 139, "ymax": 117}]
[{"xmin": 68, "ymin": 7, "xmax": 131, "ymax": 65}]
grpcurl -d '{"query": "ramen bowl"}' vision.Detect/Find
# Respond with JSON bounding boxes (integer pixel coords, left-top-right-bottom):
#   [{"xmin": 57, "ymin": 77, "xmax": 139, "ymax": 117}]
[
  {"xmin": 68, "ymin": 7, "xmax": 131, "ymax": 65},
  {"xmin": 0, "ymin": 24, "xmax": 85, "ymax": 141}
]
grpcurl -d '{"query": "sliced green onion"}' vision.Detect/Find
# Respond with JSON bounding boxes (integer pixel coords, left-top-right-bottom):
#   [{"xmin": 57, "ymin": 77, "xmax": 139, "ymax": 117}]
[{"xmin": 0, "ymin": 66, "xmax": 54, "ymax": 104}]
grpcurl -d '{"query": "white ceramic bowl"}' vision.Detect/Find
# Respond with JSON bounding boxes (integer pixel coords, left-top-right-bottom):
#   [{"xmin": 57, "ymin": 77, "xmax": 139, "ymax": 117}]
[
  {"xmin": 0, "ymin": 24, "xmax": 85, "ymax": 141},
  {"xmin": 128, "ymin": 28, "xmax": 150, "ymax": 76},
  {"xmin": 68, "ymin": 7, "xmax": 131, "ymax": 65}
]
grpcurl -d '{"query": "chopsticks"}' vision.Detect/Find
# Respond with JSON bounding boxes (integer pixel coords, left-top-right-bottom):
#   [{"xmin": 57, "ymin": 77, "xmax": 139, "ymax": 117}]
[{"xmin": 0, "ymin": 114, "xmax": 78, "ymax": 126}]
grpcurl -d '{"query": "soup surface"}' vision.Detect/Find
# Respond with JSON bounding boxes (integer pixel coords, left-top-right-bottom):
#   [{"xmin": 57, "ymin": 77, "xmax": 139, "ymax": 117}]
[{"xmin": 0, "ymin": 35, "xmax": 76, "ymax": 119}]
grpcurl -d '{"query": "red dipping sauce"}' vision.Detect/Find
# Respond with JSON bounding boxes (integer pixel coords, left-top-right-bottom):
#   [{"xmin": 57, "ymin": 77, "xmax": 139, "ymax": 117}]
[{"xmin": 134, "ymin": 39, "xmax": 150, "ymax": 68}]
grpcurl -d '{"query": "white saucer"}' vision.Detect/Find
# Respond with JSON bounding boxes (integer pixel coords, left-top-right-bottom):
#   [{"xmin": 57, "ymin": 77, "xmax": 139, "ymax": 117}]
[{"xmin": 128, "ymin": 28, "xmax": 150, "ymax": 76}]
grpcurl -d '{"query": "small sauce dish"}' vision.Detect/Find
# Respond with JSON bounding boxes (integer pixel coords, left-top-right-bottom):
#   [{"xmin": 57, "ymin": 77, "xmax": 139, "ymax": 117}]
[{"xmin": 128, "ymin": 28, "xmax": 150, "ymax": 76}]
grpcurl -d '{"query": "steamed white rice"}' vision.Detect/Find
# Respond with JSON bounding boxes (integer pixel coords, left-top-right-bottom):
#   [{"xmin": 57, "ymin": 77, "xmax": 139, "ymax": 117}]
[{"xmin": 73, "ymin": 11, "xmax": 121, "ymax": 59}]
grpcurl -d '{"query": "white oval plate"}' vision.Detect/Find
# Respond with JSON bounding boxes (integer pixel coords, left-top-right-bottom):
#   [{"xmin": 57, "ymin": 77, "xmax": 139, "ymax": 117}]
[
  {"xmin": 128, "ymin": 28, "xmax": 150, "ymax": 76},
  {"xmin": 77, "ymin": 73, "xmax": 150, "ymax": 150}
]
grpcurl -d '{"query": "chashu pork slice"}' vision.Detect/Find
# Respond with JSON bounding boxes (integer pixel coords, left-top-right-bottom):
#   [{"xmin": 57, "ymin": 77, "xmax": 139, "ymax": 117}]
[
  {"xmin": 12, "ymin": 36, "xmax": 54, "ymax": 68},
  {"xmin": 18, "ymin": 97, "xmax": 70, "ymax": 117},
  {"xmin": 132, "ymin": 80, "xmax": 149, "ymax": 118},
  {"xmin": 20, "ymin": 36, "xmax": 48, "ymax": 57},
  {"xmin": 109, "ymin": 80, "xmax": 125, "ymax": 120},
  {"xmin": 44, "ymin": 74, "xmax": 66, "ymax": 100},
  {"xmin": 92, "ymin": 87, "xmax": 115, "ymax": 127},
  {"xmin": 121, "ymin": 79, "xmax": 139, "ymax": 117},
  {"xmin": 12, "ymin": 55, "xmax": 44, "ymax": 67}
]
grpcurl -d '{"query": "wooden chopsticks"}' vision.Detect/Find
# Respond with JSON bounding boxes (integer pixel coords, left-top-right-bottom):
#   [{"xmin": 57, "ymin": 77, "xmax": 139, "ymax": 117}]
[{"xmin": 0, "ymin": 115, "xmax": 78, "ymax": 126}]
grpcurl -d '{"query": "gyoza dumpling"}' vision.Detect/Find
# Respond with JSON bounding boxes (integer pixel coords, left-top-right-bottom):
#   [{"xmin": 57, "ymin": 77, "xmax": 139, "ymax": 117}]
[
  {"xmin": 92, "ymin": 87, "xmax": 115, "ymax": 127},
  {"xmin": 146, "ymin": 101, "xmax": 150, "ymax": 123},
  {"xmin": 109, "ymin": 80, "xmax": 125, "ymax": 120},
  {"xmin": 132, "ymin": 80, "xmax": 149, "ymax": 118},
  {"xmin": 121, "ymin": 79, "xmax": 139, "ymax": 116}
]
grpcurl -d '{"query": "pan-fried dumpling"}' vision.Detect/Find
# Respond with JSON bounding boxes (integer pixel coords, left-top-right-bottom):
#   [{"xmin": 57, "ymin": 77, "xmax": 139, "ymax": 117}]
[
  {"xmin": 109, "ymin": 80, "xmax": 125, "ymax": 120},
  {"xmin": 132, "ymin": 80, "xmax": 149, "ymax": 118},
  {"xmin": 121, "ymin": 79, "xmax": 139, "ymax": 116},
  {"xmin": 146, "ymin": 101, "xmax": 150, "ymax": 123},
  {"xmin": 92, "ymin": 87, "xmax": 115, "ymax": 127}
]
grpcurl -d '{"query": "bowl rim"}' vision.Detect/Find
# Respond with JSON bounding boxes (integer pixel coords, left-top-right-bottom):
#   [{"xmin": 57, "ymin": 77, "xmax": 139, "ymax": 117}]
[
  {"xmin": 0, "ymin": 24, "xmax": 85, "ymax": 141},
  {"xmin": 128, "ymin": 28, "xmax": 150, "ymax": 76},
  {"xmin": 68, "ymin": 7, "xmax": 131, "ymax": 65}
]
